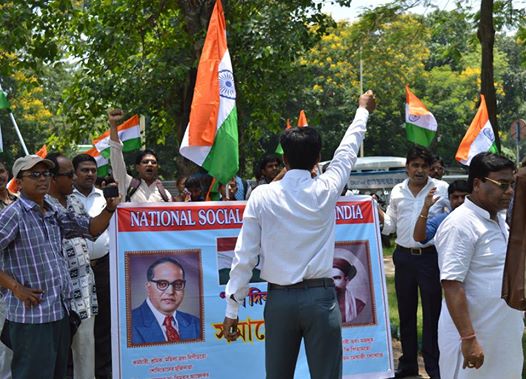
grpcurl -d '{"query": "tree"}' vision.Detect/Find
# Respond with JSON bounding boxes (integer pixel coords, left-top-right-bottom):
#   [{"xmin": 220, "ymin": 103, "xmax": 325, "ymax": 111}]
[{"xmin": 478, "ymin": 0, "xmax": 499, "ymax": 149}]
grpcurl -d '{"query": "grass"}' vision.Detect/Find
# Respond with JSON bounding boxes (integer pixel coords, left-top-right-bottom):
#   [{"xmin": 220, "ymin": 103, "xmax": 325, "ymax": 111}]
[{"xmin": 383, "ymin": 240, "xmax": 526, "ymax": 378}]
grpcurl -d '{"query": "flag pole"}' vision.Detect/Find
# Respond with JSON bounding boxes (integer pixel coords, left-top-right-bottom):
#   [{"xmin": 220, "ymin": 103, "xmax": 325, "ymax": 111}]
[
  {"xmin": 9, "ymin": 113, "xmax": 29, "ymax": 155},
  {"xmin": 0, "ymin": 84, "xmax": 29, "ymax": 155},
  {"xmin": 359, "ymin": 47, "xmax": 364, "ymax": 158}
]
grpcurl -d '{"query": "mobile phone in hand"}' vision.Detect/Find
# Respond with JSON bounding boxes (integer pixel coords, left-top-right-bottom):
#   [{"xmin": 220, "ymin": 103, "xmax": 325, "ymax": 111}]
[{"xmin": 102, "ymin": 186, "xmax": 119, "ymax": 198}]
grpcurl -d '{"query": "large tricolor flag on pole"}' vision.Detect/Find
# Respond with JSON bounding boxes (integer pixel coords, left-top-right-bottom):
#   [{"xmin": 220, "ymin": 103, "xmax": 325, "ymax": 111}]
[
  {"xmin": 92, "ymin": 114, "xmax": 141, "ymax": 158},
  {"xmin": 405, "ymin": 85, "xmax": 437, "ymax": 147},
  {"xmin": 455, "ymin": 94, "xmax": 498, "ymax": 165},
  {"xmin": 179, "ymin": 0, "xmax": 238, "ymax": 185},
  {"xmin": 85, "ymin": 147, "xmax": 109, "ymax": 177}
]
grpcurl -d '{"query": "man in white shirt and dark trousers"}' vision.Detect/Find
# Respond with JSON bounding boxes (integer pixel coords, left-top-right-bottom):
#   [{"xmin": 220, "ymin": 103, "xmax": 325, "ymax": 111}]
[
  {"xmin": 378, "ymin": 146, "xmax": 449, "ymax": 379},
  {"xmin": 71, "ymin": 154, "xmax": 112, "ymax": 379},
  {"xmin": 223, "ymin": 91, "xmax": 376, "ymax": 379}
]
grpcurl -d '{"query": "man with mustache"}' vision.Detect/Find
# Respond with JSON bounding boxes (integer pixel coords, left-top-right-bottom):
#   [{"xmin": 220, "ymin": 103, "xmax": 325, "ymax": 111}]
[
  {"xmin": 378, "ymin": 146, "xmax": 448, "ymax": 379},
  {"xmin": 71, "ymin": 153, "xmax": 113, "ymax": 379},
  {"xmin": 435, "ymin": 152, "xmax": 523, "ymax": 378},
  {"xmin": 131, "ymin": 257, "xmax": 200, "ymax": 344}
]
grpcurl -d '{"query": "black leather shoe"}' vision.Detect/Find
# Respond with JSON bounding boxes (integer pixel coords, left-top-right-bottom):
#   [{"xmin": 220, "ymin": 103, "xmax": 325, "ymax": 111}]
[{"xmin": 394, "ymin": 368, "xmax": 419, "ymax": 378}]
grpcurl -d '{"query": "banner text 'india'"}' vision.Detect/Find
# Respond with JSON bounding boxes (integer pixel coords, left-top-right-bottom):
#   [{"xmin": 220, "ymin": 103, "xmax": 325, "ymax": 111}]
[{"xmin": 110, "ymin": 197, "xmax": 394, "ymax": 379}]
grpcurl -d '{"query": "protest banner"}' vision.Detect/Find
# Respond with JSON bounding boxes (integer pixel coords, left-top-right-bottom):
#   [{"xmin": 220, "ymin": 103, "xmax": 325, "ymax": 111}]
[{"xmin": 110, "ymin": 196, "xmax": 393, "ymax": 378}]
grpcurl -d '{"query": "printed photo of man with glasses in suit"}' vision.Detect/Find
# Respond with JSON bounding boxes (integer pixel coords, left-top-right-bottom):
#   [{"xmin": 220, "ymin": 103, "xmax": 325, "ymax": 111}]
[{"xmin": 130, "ymin": 256, "xmax": 201, "ymax": 345}]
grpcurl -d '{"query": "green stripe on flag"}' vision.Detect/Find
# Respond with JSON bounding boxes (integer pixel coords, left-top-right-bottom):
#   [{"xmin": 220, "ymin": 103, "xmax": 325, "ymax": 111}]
[
  {"xmin": 99, "ymin": 137, "xmax": 141, "ymax": 159},
  {"xmin": 202, "ymin": 107, "xmax": 239, "ymax": 184},
  {"xmin": 123, "ymin": 137, "xmax": 141, "ymax": 153},
  {"xmin": 0, "ymin": 91, "xmax": 10, "ymax": 111},
  {"xmin": 405, "ymin": 123, "xmax": 436, "ymax": 147},
  {"xmin": 275, "ymin": 143, "xmax": 284, "ymax": 155},
  {"xmin": 489, "ymin": 143, "xmax": 498, "ymax": 154},
  {"xmin": 97, "ymin": 165, "xmax": 109, "ymax": 177}
]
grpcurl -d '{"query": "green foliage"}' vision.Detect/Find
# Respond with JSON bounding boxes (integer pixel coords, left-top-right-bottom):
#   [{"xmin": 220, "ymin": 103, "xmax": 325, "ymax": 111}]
[{"xmin": 1, "ymin": 0, "xmax": 526, "ymax": 175}]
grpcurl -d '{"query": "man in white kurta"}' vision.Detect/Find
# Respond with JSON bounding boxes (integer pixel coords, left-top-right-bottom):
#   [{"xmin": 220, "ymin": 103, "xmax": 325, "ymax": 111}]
[{"xmin": 434, "ymin": 152, "xmax": 523, "ymax": 379}]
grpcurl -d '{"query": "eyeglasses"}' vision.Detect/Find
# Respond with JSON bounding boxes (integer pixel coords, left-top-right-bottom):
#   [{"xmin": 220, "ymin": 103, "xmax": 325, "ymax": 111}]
[
  {"xmin": 21, "ymin": 171, "xmax": 51, "ymax": 179},
  {"xmin": 483, "ymin": 177, "xmax": 515, "ymax": 191},
  {"xmin": 54, "ymin": 171, "xmax": 74, "ymax": 178},
  {"xmin": 150, "ymin": 279, "xmax": 186, "ymax": 291}
]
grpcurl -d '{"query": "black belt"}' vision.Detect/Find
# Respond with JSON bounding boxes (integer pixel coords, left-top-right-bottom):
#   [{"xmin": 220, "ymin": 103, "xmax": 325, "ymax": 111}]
[
  {"xmin": 268, "ymin": 278, "xmax": 334, "ymax": 290},
  {"xmin": 90, "ymin": 253, "xmax": 109, "ymax": 267},
  {"xmin": 397, "ymin": 244, "xmax": 437, "ymax": 255}
]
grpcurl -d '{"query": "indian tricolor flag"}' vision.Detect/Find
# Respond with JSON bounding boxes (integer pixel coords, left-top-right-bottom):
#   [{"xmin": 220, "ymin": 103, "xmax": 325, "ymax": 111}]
[
  {"xmin": 93, "ymin": 114, "xmax": 141, "ymax": 159},
  {"xmin": 456, "ymin": 94, "xmax": 498, "ymax": 165},
  {"xmin": 85, "ymin": 147, "xmax": 109, "ymax": 177},
  {"xmin": 405, "ymin": 85, "xmax": 437, "ymax": 147},
  {"xmin": 179, "ymin": 0, "xmax": 238, "ymax": 185}
]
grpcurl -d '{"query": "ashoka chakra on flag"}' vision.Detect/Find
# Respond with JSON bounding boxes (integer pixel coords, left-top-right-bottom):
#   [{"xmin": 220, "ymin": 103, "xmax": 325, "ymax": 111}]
[{"xmin": 219, "ymin": 70, "xmax": 236, "ymax": 100}]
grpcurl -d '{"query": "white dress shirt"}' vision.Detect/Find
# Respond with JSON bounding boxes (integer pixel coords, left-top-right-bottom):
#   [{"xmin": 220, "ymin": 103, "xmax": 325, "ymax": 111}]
[
  {"xmin": 225, "ymin": 107, "xmax": 369, "ymax": 318},
  {"xmin": 108, "ymin": 139, "xmax": 171, "ymax": 202},
  {"xmin": 146, "ymin": 298, "xmax": 179, "ymax": 340},
  {"xmin": 71, "ymin": 187, "xmax": 110, "ymax": 260},
  {"xmin": 381, "ymin": 177, "xmax": 449, "ymax": 248}
]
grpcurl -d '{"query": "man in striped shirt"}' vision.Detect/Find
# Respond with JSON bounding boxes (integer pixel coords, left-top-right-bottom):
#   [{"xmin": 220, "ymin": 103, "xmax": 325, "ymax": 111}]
[{"xmin": 0, "ymin": 155, "xmax": 119, "ymax": 379}]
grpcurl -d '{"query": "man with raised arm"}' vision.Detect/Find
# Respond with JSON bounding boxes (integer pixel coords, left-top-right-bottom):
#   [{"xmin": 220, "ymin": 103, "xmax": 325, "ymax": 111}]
[
  {"xmin": 107, "ymin": 109, "xmax": 172, "ymax": 202},
  {"xmin": 223, "ymin": 91, "xmax": 375, "ymax": 379}
]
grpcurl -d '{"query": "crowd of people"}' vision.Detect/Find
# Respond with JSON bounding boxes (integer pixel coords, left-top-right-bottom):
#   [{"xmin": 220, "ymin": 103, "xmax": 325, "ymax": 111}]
[{"xmin": 0, "ymin": 92, "xmax": 523, "ymax": 379}]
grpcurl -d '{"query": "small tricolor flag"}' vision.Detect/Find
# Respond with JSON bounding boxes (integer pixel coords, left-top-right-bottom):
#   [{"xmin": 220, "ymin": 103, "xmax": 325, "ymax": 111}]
[
  {"xmin": 0, "ymin": 90, "xmax": 10, "ymax": 111},
  {"xmin": 7, "ymin": 145, "xmax": 48, "ymax": 193},
  {"xmin": 93, "ymin": 114, "xmax": 141, "ymax": 158},
  {"xmin": 275, "ymin": 111, "xmax": 308, "ymax": 155},
  {"xmin": 85, "ymin": 147, "xmax": 109, "ymax": 177},
  {"xmin": 455, "ymin": 94, "xmax": 498, "ymax": 166},
  {"xmin": 297, "ymin": 110, "xmax": 308, "ymax": 127},
  {"xmin": 405, "ymin": 85, "xmax": 437, "ymax": 147},
  {"xmin": 180, "ymin": 0, "xmax": 238, "ymax": 185}
]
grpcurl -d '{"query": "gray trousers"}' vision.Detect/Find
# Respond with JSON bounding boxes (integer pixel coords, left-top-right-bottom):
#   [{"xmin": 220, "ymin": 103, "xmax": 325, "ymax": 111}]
[{"xmin": 264, "ymin": 285, "xmax": 342, "ymax": 379}]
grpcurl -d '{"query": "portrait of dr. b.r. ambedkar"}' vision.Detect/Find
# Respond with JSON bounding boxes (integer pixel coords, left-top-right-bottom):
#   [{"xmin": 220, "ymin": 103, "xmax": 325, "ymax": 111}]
[{"xmin": 130, "ymin": 256, "xmax": 201, "ymax": 345}]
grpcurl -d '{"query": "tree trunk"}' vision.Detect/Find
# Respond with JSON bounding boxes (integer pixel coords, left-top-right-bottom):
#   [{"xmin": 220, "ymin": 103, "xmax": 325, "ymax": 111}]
[{"xmin": 478, "ymin": 0, "xmax": 500, "ymax": 150}]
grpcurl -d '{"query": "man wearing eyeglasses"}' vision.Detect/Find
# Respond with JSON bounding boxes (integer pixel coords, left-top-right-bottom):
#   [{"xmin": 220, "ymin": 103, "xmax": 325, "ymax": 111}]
[
  {"xmin": 131, "ymin": 257, "xmax": 200, "ymax": 344},
  {"xmin": 434, "ymin": 152, "xmax": 524, "ymax": 379},
  {"xmin": 0, "ymin": 154, "xmax": 119, "ymax": 379},
  {"xmin": 47, "ymin": 152, "xmax": 98, "ymax": 379}
]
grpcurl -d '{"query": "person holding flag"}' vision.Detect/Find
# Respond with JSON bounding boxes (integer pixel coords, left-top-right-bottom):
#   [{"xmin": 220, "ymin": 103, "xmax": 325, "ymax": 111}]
[
  {"xmin": 223, "ymin": 91, "xmax": 375, "ymax": 379},
  {"xmin": 107, "ymin": 109, "xmax": 173, "ymax": 203}
]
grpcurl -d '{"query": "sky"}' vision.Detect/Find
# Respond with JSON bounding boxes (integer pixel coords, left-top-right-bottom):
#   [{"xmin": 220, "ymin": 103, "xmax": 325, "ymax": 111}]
[{"xmin": 321, "ymin": 0, "xmax": 475, "ymax": 22}]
